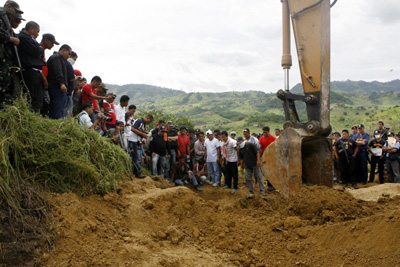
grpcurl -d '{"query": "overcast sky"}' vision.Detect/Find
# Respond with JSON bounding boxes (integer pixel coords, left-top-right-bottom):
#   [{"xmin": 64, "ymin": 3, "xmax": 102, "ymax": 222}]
[{"xmin": 15, "ymin": 0, "xmax": 400, "ymax": 93}]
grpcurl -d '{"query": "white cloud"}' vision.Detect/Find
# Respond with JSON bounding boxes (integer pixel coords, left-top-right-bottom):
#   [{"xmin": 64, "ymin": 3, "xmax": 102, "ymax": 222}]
[{"xmin": 15, "ymin": 0, "xmax": 400, "ymax": 93}]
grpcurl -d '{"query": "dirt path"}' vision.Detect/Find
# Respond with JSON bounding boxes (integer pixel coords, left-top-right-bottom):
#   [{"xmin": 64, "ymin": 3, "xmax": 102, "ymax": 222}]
[{"xmin": 41, "ymin": 177, "xmax": 400, "ymax": 266}]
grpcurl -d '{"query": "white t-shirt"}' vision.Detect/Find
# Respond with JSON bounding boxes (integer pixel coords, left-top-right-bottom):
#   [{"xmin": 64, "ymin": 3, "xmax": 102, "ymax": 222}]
[
  {"xmin": 204, "ymin": 138, "xmax": 221, "ymax": 163},
  {"xmin": 114, "ymin": 104, "xmax": 126, "ymax": 124}
]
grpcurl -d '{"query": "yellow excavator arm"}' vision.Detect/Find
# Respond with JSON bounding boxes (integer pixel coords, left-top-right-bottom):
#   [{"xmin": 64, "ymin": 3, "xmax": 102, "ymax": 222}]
[{"xmin": 261, "ymin": 0, "xmax": 336, "ymax": 197}]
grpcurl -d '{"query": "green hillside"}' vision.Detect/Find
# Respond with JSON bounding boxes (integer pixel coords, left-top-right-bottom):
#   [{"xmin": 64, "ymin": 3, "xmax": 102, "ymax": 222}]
[{"xmin": 108, "ymin": 80, "xmax": 400, "ymax": 135}]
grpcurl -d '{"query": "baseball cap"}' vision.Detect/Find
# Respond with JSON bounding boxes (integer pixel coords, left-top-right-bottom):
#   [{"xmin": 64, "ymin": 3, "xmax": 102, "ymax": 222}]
[
  {"xmin": 358, "ymin": 124, "xmax": 364, "ymax": 128},
  {"xmin": 159, "ymin": 126, "xmax": 166, "ymax": 131},
  {"xmin": 243, "ymin": 128, "xmax": 250, "ymax": 133},
  {"xmin": 206, "ymin": 129, "xmax": 212, "ymax": 135},
  {"xmin": 351, "ymin": 126, "xmax": 357, "ymax": 130},
  {"xmin": 116, "ymin": 120, "xmax": 124, "ymax": 126},
  {"xmin": 237, "ymin": 136, "xmax": 244, "ymax": 143},
  {"xmin": 388, "ymin": 132, "xmax": 395, "ymax": 137},
  {"xmin": 230, "ymin": 131, "xmax": 236, "ymax": 136},
  {"xmin": 74, "ymin": 69, "xmax": 82, "ymax": 76},
  {"xmin": 385, "ymin": 125, "xmax": 391, "ymax": 129},
  {"xmin": 99, "ymin": 83, "xmax": 108, "ymax": 91},
  {"xmin": 166, "ymin": 121, "xmax": 173, "ymax": 126},
  {"xmin": 4, "ymin": 1, "xmax": 23, "ymax": 13},
  {"xmin": 42, "ymin": 33, "xmax": 60, "ymax": 45}
]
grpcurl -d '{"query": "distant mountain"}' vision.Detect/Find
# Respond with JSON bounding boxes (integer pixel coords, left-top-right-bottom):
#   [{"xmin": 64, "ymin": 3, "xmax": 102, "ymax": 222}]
[
  {"xmin": 291, "ymin": 79, "xmax": 400, "ymax": 94},
  {"xmin": 106, "ymin": 80, "xmax": 400, "ymax": 134}
]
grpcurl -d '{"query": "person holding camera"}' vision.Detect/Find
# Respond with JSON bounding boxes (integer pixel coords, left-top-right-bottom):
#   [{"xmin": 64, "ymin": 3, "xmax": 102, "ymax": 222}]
[{"xmin": 76, "ymin": 101, "xmax": 105, "ymax": 135}]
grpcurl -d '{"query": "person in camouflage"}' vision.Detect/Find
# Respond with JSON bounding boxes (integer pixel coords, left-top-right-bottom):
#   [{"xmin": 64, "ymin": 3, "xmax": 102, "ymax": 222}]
[{"xmin": 0, "ymin": 1, "xmax": 24, "ymax": 108}]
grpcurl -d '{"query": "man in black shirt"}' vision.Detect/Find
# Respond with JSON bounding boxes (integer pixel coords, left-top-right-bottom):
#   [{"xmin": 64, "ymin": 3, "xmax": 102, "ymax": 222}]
[
  {"xmin": 149, "ymin": 126, "xmax": 171, "ymax": 178},
  {"xmin": 17, "ymin": 21, "xmax": 44, "ymax": 113},
  {"xmin": 164, "ymin": 121, "xmax": 178, "ymax": 179},
  {"xmin": 334, "ymin": 129, "xmax": 359, "ymax": 189},
  {"xmin": 171, "ymin": 155, "xmax": 201, "ymax": 191},
  {"xmin": 238, "ymin": 137, "xmax": 265, "ymax": 196},
  {"xmin": 375, "ymin": 120, "xmax": 388, "ymax": 141},
  {"xmin": 368, "ymin": 130, "xmax": 386, "ymax": 184}
]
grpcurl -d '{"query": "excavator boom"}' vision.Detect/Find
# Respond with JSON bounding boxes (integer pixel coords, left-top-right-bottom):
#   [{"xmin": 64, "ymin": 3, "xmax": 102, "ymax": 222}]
[{"xmin": 261, "ymin": 0, "xmax": 334, "ymax": 197}]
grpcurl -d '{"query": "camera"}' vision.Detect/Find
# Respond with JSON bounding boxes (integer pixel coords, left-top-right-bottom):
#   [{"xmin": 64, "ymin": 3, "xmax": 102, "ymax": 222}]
[{"xmin": 93, "ymin": 110, "xmax": 113, "ymax": 122}]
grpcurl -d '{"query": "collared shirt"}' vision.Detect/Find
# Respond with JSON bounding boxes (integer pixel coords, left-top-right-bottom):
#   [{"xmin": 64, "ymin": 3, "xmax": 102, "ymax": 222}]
[
  {"xmin": 224, "ymin": 137, "xmax": 238, "ymax": 162},
  {"xmin": 354, "ymin": 132, "xmax": 370, "ymax": 150},
  {"xmin": 204, "ymin": 138, "xmax": 221, "ymax": 162},
  {"xmin": 114, "ymin": 103, "xmax": 126, "ymax": 124},
  {"xmin": 77, "ymin": 110, "xmax": 92, "ymax": 129},
  {"xmin": 384, "ymin": 141, "xmax": 400, "ymax": 160}
]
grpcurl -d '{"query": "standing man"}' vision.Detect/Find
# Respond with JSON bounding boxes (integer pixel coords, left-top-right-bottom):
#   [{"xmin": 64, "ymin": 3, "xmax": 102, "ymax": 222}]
[
  {"xmin": 194, "ymin": 131, "xmax": 206, "ymax": 166},
  {"xmin": 47, "ymin": 44, "xmax": 72, "ymax": 119},
  {"xmin": 128, "ymin": 114, "xmax": 153, "ymax": 178},
  {"xmin": 149, "ymin": 126, "xmax": 170, "ymax": 178},
  {"xmin": 368, "ymin": 130, "xmax": 386, "ymax": 184},
  {"xmin": 204, "ymin": 130, "xmax": 221, "ymax": 186},
  {"xmin": 220, "ymin": 131, "xmax": 239, "ymax": 193},
  {"xmin": 382, "ymin": 132, "xmax": 400, "ymax": 183},
  {"xmin": 0, "ymin": 0, "xmax": 24, "ymax": 108},
  {"xmin": 353, "ymin": 124, "xmax": 370, "ymax": 184},
  {"xmin": 17, "ymin": 21, "xmax": 44, "ymax": 113},
  {"xmin": 230, "ymin": 131, "xmax": 237, "ymax": 141},
  {"xmin": 115, "ymin": 95, "xmax": 130, "ymax": 123},
  {"xmin": 349, "ymin": 126, "xmax": 358, "ymax": 140},
  {"xmin": 334, "ymin": 129, "xmax": 359, "ymax": 189},
  {"xmin": 375, "ymin": 120, "xmax": 388, "ymax": 141},
  {"xmin": 238, "ymin": 136, "xmax": 266, "ymax": 196},
  {"xmin": 39, "ymin": 33, "xmax": 59, "ymax": 117},
  {"xmin": 188, "ymin": 128, "xmax": 197, "ymax": 170},
  {"xmin": 164, "ymin": 121, "xmax": 178, "ymax": 179},
  {"xmin": 275, "ymin": 128, "xmax": 281, "ymax": 138},
  {"xmin": 177, "ymin": 126, "xmax": 190, "ymax": 158},
  {"xmin": 259, "ymin": 126, "xmax": 277, "ymax": 191}
]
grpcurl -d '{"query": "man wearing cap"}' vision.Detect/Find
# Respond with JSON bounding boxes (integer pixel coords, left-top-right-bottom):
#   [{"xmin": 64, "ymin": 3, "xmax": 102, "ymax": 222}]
[
  {"xmin": 353, "ymin": 124, "xmax": 370, "ymax": 184},
  {"xmin": 230, "ymin": 131, "xmax": 237, "ymax": 141},
  {"xmin": 368, "ymin": 130, "xmax": 387, "ymax": 184},
  {"xmin": 0, "ymin": 0, "xmax": 24, "ymax": 108},
  {"xmin": 204, "ymin": 129, "xmax": 221, "ymax": 186},
  {"xmin": 39, "ymin": 33, "xmax": 59, "ymax": 116},
  {"xmin": 149, "ymin": 126, "xmax": 171, "ymax": 178},
  {"xmin": 382, "ymin": 132, "xmax": 400, "ymax": 183},
  {"xmin": 349, "ymin": 126, "xmax": 358, "ymax": 141},
  {"xmin": 17, "ymin": 21, "xmax": 45, "ymax": 113},
  {"xmin": 334, "ymin": 129, "xmax": 359, "ymax": 189}
]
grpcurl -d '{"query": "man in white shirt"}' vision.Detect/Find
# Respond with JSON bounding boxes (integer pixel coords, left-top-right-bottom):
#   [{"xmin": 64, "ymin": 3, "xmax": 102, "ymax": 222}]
[
  {"xmin": 76, "ymin": 102, "xmax": 103, "ymax": 134},
  {"xmin": 204, "ymin": 130, "xmax": 221, "ymax": 186},
  {"xmin": 221, "ymin": 131, "xmax": 239, "ymax": 193},
  {"xmin": 114, "ymin": 95, "xmax": 130, "ymax": 123}
]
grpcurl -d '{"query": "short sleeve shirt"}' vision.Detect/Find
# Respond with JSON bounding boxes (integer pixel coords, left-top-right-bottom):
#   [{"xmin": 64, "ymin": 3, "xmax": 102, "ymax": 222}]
[
  {"xmin": 82, "ymin": 84, "xmax": 99, "ymax": 110},
  {"xmin": 334, "ymin": 138, "xmax": 357, "ymax": 156},
  {"xmin": 225, "ymin": 137, "xmax": 238, "ymax": 162},
  {"xmin": 259, "ymin": 134, "xmax": 276, "ymax": 154},
  {"xmin": 204, "ymin": 138, "xmax": 221, "ymax": 163},
  {"xmin": 178, "ymin": 135, "xmax": 190, "ymax": 156}
]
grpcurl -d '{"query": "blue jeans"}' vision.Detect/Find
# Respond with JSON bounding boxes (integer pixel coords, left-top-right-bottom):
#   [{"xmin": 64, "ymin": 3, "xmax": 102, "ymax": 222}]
[
  {"xmin": 129, "ymin": 141, "xmax": 142, "ymax": 176},
  {"xmin": 152, "ymin": 154, "xmax": 166, "ymax": 177},
  {"xmin": 49, "ymin": 87, "xmax": 67, "ymax": 119},
  {"xmin": 174, "ymin": 171, "xmax": 198, "ymax": 187},
  {"xmin": 207, "ymin": 162, "xmax": 220, "ymax": 184},
  {"xmin": 245, "ymin": 166, "xmax": 265, "ymax": 194},
  {"xmin": 64, "ymin": 95, "xmax": 73, "ymax": 117},
  {"xmin": 164, "ymin": 149, "xmax": 176, "ymax": 179}
]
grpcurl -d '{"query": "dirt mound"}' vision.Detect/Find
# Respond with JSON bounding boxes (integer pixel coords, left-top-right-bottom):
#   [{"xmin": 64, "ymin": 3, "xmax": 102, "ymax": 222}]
[
  {"xmin": 39, "ymin": 177, "xmax": 400, "ymax": 266},
  {"xmin": 348, "ymin": 183, "xmax": 400, "ymax": 202}
]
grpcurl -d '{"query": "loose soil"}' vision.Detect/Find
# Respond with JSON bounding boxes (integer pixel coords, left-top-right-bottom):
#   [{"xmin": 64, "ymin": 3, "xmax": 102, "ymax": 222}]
[{"xmin": 12, "ymin": 176, "xmax": 400, "ymax": 266}]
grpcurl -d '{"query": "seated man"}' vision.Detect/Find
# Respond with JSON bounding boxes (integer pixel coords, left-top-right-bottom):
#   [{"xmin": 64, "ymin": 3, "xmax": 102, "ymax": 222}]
[
  {"xmin": 171, "ymin": 155, "xmax": 201, "ymax": 191},
  {"xmin": 107, "ymin": 120, "xmax": 126, "ymax": 150},
  {"xmin": 193, "ymin": 159, "xmax": 208, "ymax": 185},
  {"xmin": 76, "ymin": 101, "xmax": 104, "ymax": 135}
]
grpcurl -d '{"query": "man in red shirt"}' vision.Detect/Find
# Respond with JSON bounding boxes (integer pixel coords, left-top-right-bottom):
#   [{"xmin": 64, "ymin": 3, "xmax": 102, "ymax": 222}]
[
  {"xmin": 178, "ymin": 126, "xmax": 190, "ymax": 158},
  {"xmin": 81, "ymin": 76, "xmax": 112, "ymax": 112},
  {"xmin": 259, "ymin": 126, "xmax": 276, "ymax": 155},
  {"xmin": 259, "ymin": 126, "xmax": 277, "ymax": 192}
]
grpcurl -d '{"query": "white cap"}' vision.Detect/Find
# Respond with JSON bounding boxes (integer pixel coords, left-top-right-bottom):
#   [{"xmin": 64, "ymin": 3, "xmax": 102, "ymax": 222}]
[
  {"xmin": 230, "ymin": 131, "xmax": 236, "ymax": 135},
  {"xmin": 206, "ymin": 129, "xmax": 213, "ymax": 135}
]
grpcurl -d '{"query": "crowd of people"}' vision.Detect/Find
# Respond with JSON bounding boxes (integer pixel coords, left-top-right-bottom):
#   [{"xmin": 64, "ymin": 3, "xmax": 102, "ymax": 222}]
[
  {"xmin": 332, "ymin": 121, "xmax": 400, "ymax": 189},
  {"xmin": 1, "ymin": 2, "xmax": 399, "ymax": 197}
]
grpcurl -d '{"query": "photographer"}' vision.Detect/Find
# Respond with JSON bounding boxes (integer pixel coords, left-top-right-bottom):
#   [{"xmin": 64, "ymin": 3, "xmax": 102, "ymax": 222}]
[
  {"xmin": 76, "ymin": 101, "xmax": 105, "ymax": 135},
  {"xmin": 107, "ymin": 121, "xmax": 126, "ymax": 150}
]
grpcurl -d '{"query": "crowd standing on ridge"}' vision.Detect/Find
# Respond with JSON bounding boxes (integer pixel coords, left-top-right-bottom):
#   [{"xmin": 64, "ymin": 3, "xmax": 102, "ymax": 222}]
[{"xmin": 1, "ymin": 1, "xmax": 399, "ymax": 196}]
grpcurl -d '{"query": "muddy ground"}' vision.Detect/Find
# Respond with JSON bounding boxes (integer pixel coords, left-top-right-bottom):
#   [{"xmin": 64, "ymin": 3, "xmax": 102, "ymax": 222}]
[
  {"xmin": 2, "ymin": 175, "xmax": 400, "ymax": 267},
  {"xmin": 33, "ymin": 175, "xmax": 400, "ymax": 267}
]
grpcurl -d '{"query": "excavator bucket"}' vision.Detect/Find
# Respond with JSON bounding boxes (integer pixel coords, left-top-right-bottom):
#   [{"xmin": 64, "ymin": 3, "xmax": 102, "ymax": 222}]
[{"xmin": 261, "ymin": 127, "xmax": 333, "ymax": 198}]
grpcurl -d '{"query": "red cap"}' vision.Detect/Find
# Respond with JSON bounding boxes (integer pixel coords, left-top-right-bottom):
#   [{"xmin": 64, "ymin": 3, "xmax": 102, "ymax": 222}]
[{"xmin": 74, "ymin": 69, "xmax": 82, "ymax": 76}]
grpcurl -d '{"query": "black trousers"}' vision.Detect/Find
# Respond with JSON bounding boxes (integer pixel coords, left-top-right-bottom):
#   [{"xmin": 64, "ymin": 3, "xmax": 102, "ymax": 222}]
[
  {"xmin": 224, "ymin": 161, "xmax": 238, "ymax": 189},
  {"xmin": 369, "ymin": 156, "xmax": 385, "ymax": 183},
  {"xmin": 339, "ymin": 155, "xmax": 355, "ymax": 184},
  {"xmin": 23, "ymin": 69, "xmax": 43, "ymax": 113}
]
